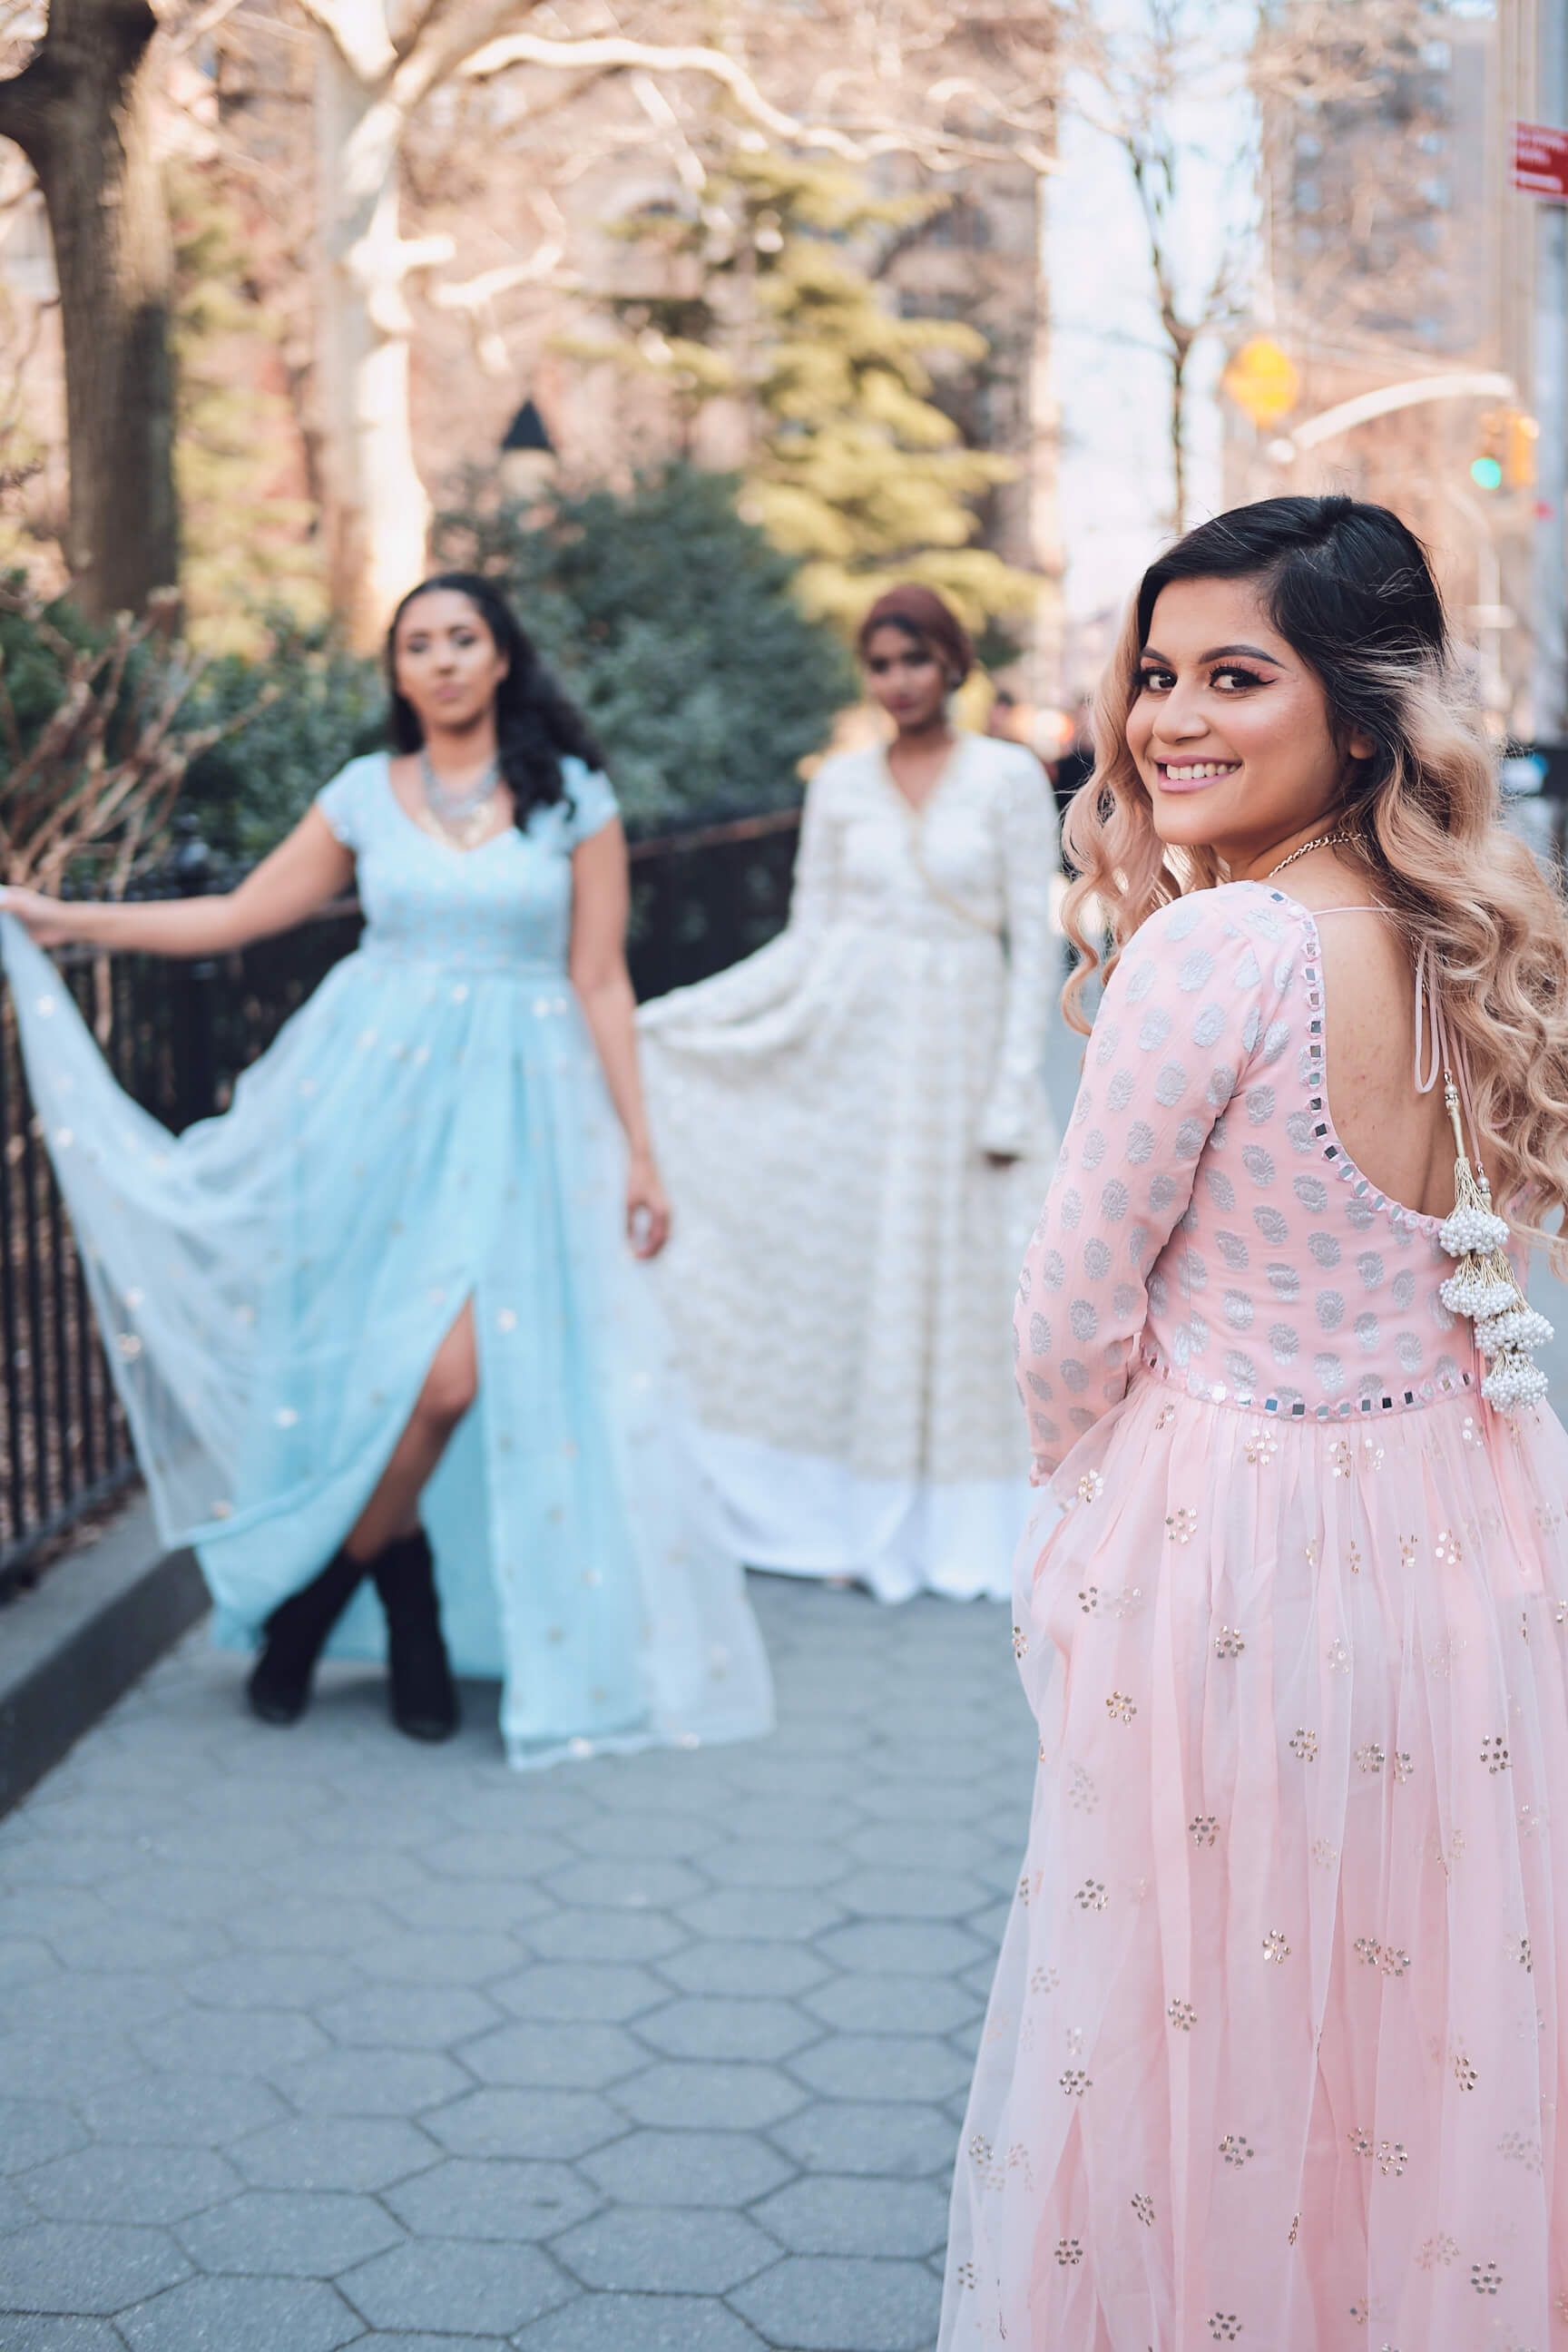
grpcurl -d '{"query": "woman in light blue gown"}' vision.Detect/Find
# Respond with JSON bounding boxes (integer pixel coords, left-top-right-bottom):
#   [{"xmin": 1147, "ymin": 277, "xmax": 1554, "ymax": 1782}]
[{"xmin": 0, "ymin": 573, "xmax": 772, "ymax": 1766}]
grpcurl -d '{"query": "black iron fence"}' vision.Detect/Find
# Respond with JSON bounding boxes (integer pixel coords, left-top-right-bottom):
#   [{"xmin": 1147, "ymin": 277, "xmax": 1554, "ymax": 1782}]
[{"xmin": 0, "ymin": 811, "xmax": 800, "ymax": 1592}]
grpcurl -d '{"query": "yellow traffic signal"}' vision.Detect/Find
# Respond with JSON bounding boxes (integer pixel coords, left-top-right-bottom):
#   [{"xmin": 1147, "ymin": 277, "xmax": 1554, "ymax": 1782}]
[
  {"xmin": 1507, "ymin": 409, "xmax": 1539, "ymax": 488},
  {"xmin": 1471, "ymin": 408, "xmax": 1537, "ymax": 492},
  {"xmin": 1223, "ymin": 338, "xmax": 1299, "ymax": 427}
]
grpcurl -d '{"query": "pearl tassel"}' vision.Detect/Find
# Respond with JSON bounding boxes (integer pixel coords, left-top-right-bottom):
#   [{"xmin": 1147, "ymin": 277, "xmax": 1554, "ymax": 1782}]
[{"xmin": 1436, "ymin": 1077, "xmax": 1552, "ymax": 1410}]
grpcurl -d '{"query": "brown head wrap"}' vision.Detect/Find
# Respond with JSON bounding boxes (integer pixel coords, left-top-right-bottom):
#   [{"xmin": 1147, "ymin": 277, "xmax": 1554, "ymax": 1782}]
[{"xmin": 856, "ymin": 583, "xmax": 973, "ymax": 686}]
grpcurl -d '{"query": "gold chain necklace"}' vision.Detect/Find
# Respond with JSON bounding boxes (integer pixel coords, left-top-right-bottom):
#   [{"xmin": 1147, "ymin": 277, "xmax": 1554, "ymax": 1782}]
[{"xmin": 1266, "ymin": 828, "xmax": 1357, "ymax": 880}]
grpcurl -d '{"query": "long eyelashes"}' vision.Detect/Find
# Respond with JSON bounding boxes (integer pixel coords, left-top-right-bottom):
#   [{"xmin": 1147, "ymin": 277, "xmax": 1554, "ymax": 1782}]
[{"xmin": 1136, "ymin": 666, "xmax": 1266, "ymax": 694}]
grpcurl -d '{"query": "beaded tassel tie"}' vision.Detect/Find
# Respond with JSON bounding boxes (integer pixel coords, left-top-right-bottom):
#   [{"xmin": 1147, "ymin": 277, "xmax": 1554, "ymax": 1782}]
[{"xmin": 1436, "ymin": 1074, "xmax": 1552, "ymax": 1411}]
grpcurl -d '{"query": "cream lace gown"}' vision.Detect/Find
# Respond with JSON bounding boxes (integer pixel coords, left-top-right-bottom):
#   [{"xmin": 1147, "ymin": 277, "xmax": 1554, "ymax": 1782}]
[
  {"xmin": 637, "ymin": 732, "xmax": 1060, "ymax": 1601},
  {"xmin": 941, "ymin": 881, "xmax": 1568, "ymax": 2348}
]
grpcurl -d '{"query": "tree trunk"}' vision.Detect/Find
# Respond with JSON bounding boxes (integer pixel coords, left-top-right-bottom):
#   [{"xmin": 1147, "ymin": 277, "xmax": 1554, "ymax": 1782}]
[
  {"xmin": 1168, "ymin": 344, "xmax": 1188, "ymax": 536},
  {"xmin": 0, "ymin": 0, "xmax": 177, "ymax": 619},
  {"xmin": 314, "ymin": 35, "xmax": 440, "ymax": 651}
]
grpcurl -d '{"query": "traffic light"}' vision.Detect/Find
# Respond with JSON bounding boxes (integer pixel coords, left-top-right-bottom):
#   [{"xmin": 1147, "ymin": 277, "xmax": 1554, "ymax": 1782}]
[{"xmin": 1471, "ymin": 409, "xmax": 1538, "ymax": 491}]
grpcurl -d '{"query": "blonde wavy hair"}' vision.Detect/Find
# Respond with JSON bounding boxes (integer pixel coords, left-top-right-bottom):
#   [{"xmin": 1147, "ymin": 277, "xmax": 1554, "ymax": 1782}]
[{"xmin": 1060, "ymin": 494, "xmax": 1568, "ymax": 1262}]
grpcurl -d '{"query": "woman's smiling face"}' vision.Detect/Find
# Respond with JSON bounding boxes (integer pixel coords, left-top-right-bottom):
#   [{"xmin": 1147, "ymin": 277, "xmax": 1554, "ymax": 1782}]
[{"xmin": 1126, "ymin": 575, "xmax": 1372, "ymax": 867}]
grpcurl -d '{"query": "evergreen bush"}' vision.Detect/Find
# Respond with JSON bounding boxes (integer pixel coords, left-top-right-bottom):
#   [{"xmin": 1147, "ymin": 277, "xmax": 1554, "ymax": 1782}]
[
  {"xmin": 178, "ymin": 620, "xmax": 385, "ymax": 864},
  {"xmin": 435, "ymin": 463, "xmax": 852, "ymax": 832}
]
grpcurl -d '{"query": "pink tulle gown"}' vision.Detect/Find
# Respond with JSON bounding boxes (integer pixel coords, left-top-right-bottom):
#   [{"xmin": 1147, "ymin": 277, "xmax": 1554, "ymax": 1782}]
[{"xmin": 941, "ymin": 881, "xmax": 1568, "ymax": 2349}]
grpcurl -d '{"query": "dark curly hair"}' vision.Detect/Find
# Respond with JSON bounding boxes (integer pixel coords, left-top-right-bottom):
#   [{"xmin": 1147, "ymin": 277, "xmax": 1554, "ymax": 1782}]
[{"xmin": 386, "ymin": 572, "xmax": 605, "ymax": 829}]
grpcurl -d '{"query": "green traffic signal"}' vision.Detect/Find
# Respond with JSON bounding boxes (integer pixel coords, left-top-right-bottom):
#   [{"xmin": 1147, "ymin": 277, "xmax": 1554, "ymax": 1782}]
[{"xmin": 1471, "ymin": 456, "xmax": 1504, "ymax": 489}]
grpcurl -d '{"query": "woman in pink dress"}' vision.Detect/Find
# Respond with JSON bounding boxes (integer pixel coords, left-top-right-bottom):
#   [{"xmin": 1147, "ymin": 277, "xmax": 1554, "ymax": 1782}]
[{"xmin": 941, "ymin": 494, "xmax": 1568, "ymax": 2347}]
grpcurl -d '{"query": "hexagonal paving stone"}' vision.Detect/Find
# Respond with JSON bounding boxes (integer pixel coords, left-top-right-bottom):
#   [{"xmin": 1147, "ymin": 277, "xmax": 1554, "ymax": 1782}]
[
  {"xmin": 729, "ymin": 2251, "xmax": 943, "ymax": 2352},
  {"xmin": 579, "ymin": 2128, "xmax": 794, "ymax": 2209},
  {"xmin": 634, "ymin": 1997, "xmax": 819, "ymax": 2064},
  {"xmin": 51, "ymin": 1917, "xmax": 226, "ymax": 1975},
  {"xmin": 132, "ymin": 2009, "xmax": 328, "ymax": 2079},
  {"xmin": 108, "ymin": 1867, "xmax": 260, "ymax": 1926},
  {"xmin": 311, "ymin": 1983, "xmax": 502, "ymax": 2050},
  {"xmin": 0, "ymin": 2178, "xmax": 42, "ymax": 2228},
  {"xmin": 75, "ymin": 2074, "xmax": 288, "ymax": 2149},
  {"xmin": 0, "ymin": 2100, "xmax": 88, "ymax": 2178},
  {"xmin": 355, "ymin": 1929, "xmax": 523, "ymax": 1985},
  {"xmin": 803, "ymin": 1973, "xmax": 980, "ymax": 2036},
  {"xmin": 615, "ymin": 2061, "xmax": 806, "ymax": 2132},
  {"xmin": 1, "ymin": 1836, "xmax": 145, "ymax": 1889},
  {"xmin": 270, "ymin": 2048, "xmax": 472, "ymax": 2117},
  {"xmin": 2, "ymin": 2221, "xmax": 191, "ymax": 2316},
  {"xmin": 552, "ymin": 2204, "xmax": 778, "ymax": 2295},
  {"xmin": 0, "ymin": 2031, "xmax": 146, "ymax": 2104},
  {"xmin": 698, "ymin": 1842, "xmax": 851, "ymax": 1891},
  {"xmin": 769, "ymin": 2101, "xmax": 957, "ymax": 2179},
  {"xmin": 174, "ymin": 2188, "xmax": 405, "ymax": 2276},
  {"xmin": 19, "ymin": 2144, "xmax": 242, "ymax": 2227},
  {"xmin": 458, "ymin": 2020, "xmax": 646, "ymax": 2090},
  {"xmin": 379, "ymin": 1878, "xmax": 557, "ymax": 1935},
  {"xmin": 835, "ymin": 1868, "xmax": 994, "ymax": 1921},
  {"xmin": 381, "ymin": 2155, "xmax": 599, "ymax": 2240},
  {"xmin": 339, "ymin": 2236, "xmax": 573, "ymax": 2335},
  {"xmin": 0, "ymin": 1938, "xmax": 67, "ymax": 1990},
  {"xmin": 657, "ymin": 1941, "xmax": 831, "ymax": 2000},
  {"xmin": 789, "ymin": 2033, "xmax": 973, "ymax": 2104},
  {"xmin": 0, "ymin": 2318, "xmax": 127, "ymax": 2351},
  {"xmin": 526, "ymin": 1910, "xmax": 687, "ymax": 1964},
  {"xmin": 1, "ymin": 1889, "xmax": 141, "ymax": 1944},
  {"xmin": 423, "ymin": 2088, "xmax": 623, "ymax": 2161},
  {"xmin": 116, "ymin": 2273, "xmax": 362, "ymax": 2352},
  {"xmin": 544, "ymin": 1857, "xmax": 710, "ymax": 1912},
  {"xmin": 226, "ymin": 1897, "xmax": 391, "ymax": 1955},
  {"xmin": 3, "ymin": 1974, "xmax": 188, "ymax": 2040},
  {"xmin": 179, "ymin": 1951, "xmax": 362, "ymax": 2012},
  {"xmin": 344, "ymin": 2339, "xmax": 509, "ymax": 2352},
  {"xmin": 566, "ymin": 1811, "xmax": 720, "ymax": 1862},
  {"xmin": 491, "ymin": 1961, "xmax": 666, "ymax": 2024},
  {"xmin": 415, "ymin": 1828, "xmax": 575, "ymax": 1881},
  {"xmin": 516, "ymin": 2292, "xmax": 768, "ymax": 2351},
  {"xmin": 752, "ymin": 2173, "xmax": 949, "ymax": 2258},
  {"xmin": 676, "ymin": 1889, "xmax": 848, "ymax": 1943},
  {"xmin": 229, "ymin": 2116, "xmax": 439, "ymax": 2193},
  {"xmin": 814, "ymin": 1920, "xmax": 990, "ymax": 1977}
]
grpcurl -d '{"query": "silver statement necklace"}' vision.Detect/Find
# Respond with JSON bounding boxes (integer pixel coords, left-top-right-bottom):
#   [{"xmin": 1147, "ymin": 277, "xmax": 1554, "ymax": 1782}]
[
  {"xmin": 420, "ymin": 749, "xmax": 500, "ymax": 848},
  {"xmin": 1266, "ymin": 828, "xmax": 1356, "ymax": 880}
]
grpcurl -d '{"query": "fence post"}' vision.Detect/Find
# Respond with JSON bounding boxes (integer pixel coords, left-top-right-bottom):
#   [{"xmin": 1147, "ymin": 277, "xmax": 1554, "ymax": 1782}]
[{"xmin": 168, "ymin": 828, "xmax": 217, "ymax": 1132}]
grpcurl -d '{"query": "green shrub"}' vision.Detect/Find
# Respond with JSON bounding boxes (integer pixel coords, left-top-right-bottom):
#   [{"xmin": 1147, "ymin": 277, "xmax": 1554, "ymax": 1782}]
[
  {"xmin": 179, "ymin": 621, "xmax": 384, "ymax": 861},
  {"xmin": 435, "ymin": 462, "xmax": 853, "ymax": 832}
]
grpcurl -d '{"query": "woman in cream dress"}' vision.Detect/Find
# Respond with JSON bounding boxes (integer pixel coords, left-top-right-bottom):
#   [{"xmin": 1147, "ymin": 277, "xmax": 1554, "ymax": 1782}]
[{"xmin": 639, "ymin": 584, "xmax": 1059, "ymax": 1601}]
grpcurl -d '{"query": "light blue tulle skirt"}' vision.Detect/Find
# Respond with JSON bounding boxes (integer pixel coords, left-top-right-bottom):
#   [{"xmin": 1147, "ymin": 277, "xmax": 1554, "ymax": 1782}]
[{"xmin": 0, "ymin": 918, "xmax": 772, "ymax": 1765}]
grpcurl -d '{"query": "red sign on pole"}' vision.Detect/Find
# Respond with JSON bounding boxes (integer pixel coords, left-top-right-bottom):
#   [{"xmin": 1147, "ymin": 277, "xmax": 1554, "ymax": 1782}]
[{"xmin": 1514, "ymin": 121, "xmax": 1568, "ymax": 200}]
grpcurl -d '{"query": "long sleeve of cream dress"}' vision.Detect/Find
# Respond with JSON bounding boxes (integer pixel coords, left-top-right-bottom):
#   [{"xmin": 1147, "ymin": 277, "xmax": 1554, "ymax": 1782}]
[{"xmin": 637, "ymin": 730, "xmax": 1060, "ymax": 1601}]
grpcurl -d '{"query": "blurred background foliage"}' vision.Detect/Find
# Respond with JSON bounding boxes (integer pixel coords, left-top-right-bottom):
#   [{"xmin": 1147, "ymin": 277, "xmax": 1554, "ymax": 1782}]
[
  {"xmin": 435, "ymin": 461, "xmax": 853, "ymax": 830},
  {"xmin": 169, "ymin": 460, "xmax": 849, "ymax": 858},
  {"xmin": 569, "ymin": 152, "xmax": 1040, "ymax": 636}
]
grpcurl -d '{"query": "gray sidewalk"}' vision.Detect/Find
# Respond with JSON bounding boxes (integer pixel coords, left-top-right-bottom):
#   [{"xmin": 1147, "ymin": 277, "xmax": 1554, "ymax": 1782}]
[{"xmin": 0, "ymin": 1573, "xmax": 1033, "ymax": 2352}]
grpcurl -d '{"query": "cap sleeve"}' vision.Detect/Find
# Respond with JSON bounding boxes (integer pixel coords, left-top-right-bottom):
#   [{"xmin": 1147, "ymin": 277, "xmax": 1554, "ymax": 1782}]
[
  {"xmin": 314, "ymin": 756, "xmax": 376, "ymax": 851},
  {"xmin": 561, "ymin": 760, "xmax": 620, "ymax": 849}
]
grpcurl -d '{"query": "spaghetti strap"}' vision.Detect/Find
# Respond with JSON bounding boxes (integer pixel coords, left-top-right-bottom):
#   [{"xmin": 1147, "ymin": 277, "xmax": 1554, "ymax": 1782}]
[{"xmin": 1414, "ymin": 935, "xmax": 1484, "ymax": 1162}]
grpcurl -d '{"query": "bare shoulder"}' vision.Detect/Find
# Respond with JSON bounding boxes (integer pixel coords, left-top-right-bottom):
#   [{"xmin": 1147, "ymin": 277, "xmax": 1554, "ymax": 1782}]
[{"xmin": 1275, "ymin": 858, "xmax": 1410, "ymax": 1024}]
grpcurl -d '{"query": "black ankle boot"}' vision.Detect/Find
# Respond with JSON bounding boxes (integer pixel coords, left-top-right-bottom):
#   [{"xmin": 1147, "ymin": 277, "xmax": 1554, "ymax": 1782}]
[
  {"xmin": 247, "ymin": 1548, "xmax": 366, "ymax": 1725},
  {"xmin": 371, "ymin": 1529, "xmax": 458, "ymax": 1742}
]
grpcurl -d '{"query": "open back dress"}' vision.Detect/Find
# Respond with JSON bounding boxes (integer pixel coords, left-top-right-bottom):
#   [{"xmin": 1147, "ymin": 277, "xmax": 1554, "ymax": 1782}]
[
  {"xmin": 0, "ymin": 752, "xmax": 773, "ymax": 1768},
  {"xmin": 941, "ymin": 880, "xmax": 1568, "ymax": 2348}
]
